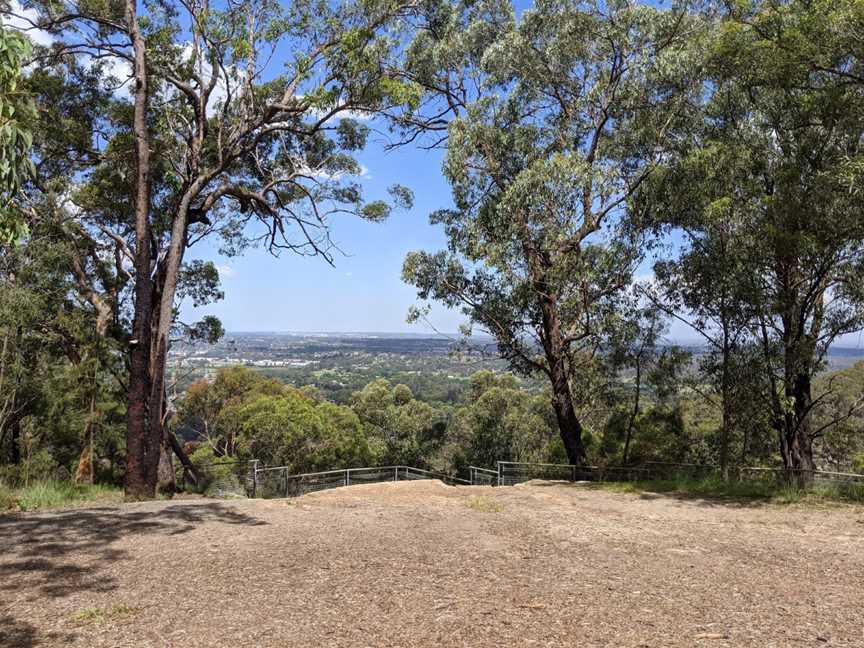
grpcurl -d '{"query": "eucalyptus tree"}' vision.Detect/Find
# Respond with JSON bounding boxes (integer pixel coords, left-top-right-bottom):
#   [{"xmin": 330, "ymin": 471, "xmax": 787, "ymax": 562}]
[
  {"xmin": 0, "ymin": 22, "xmax": 35, "ymax": 243},
  {"xmin": 401, "ymin": 0, "xmax": 706, "ymax": 465},
  {"xmin": 703, "ymin": 1, "xmax": 864, "ymax": 482},
  {"xmin": 641, "ymin": 117, "xmax": 762, "ymax": 478},
  {"xmin": 606, "ymin": 306, "xmax": 679, "ymax": 467},
  {"xmin": 8, "ymin": 0, "xmax": 416, "ymax": 497}
]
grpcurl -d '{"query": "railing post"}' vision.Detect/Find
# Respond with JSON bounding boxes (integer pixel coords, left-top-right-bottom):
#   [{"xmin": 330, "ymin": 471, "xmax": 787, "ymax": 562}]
[
  {"xmin": 497, "ymin": 462, "xmax": 502, "ymax": 487},
  {"xmin": 346, "ymin": 468, "xmax": 351, "ymax": 487},
  {"xmin": 250, "ymin": 459, "xmax": 259, "ymax": 498}
]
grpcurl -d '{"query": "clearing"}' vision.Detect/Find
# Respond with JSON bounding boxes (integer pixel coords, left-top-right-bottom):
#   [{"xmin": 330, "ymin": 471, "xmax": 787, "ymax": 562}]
[{"xmin": 1, "ymin": 481, "xmax": 862, "ymax": 647}]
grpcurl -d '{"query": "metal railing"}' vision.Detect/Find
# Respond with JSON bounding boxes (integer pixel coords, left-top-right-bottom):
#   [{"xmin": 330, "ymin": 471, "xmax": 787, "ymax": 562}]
[
  {"xmin": 179, "ymin": 457, "xmax": 864, "ymax": 499},
  {"xmin": 469, "ymin": 466, "xmax": 497, "ymax": 485},
  {"xmin": 176, "ymin": 459, "xmax": 257, "ymax": 497},
  {"xmin": 494, "ymin": 461, "xmax": 643, "ymax": 486},
  {"xmin": 740, "ymin": 467, "xmax": 864, "ymax": 485},
  {"xmin": 252, "ymin": 464, "xmax": 469, "ymax": 499},
  {"xmin": 496, "ymin": 461, "xmax": 864, "ymax": 487},
  {"xmin": 495, "ymin": 461, "xmax": 725, "ymax": 486}
]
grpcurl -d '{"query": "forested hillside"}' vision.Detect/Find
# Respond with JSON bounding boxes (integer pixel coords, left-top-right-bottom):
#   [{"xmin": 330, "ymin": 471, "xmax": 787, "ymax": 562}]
[{"xmin": 1, "ymin": 0, "xmax": 863, "ymax": 502}]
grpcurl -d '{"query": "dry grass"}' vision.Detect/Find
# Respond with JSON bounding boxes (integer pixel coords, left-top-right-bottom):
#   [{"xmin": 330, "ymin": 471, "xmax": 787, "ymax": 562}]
[
  {"xmin": 71, "ymin": 606, "xmax": 139, "ymax": 625},
  {"xmin": 463, "ymin": 494, "xmax": 503, "ymax": 512},
  {"xmin": 1, "ymin": 480, "xmax": 863, "ymax": 647}
]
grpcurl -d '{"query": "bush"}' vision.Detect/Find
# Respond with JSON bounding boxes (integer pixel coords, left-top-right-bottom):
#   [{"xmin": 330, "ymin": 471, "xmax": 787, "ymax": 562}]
[
  {"xmin": 188, "ymin": 446, "xmax": 246, "ymax": 498},
  {"xmin": 0, "ymin": 480, "xmax": 122, "ymax": 512},
  {"xmin": 0, "ymin": 483, "xmax": 17, "ymax": 510}
]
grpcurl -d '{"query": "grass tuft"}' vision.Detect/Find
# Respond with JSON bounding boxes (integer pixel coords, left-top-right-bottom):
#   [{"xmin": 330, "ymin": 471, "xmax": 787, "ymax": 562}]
[
  {"xmin": 1, "ymin": 481, "xmax": 123, "ymax": 512},
  {"xmin": 464, "ymin": 495, "xmax": 504, "ymax": 512},
  {"xmin": 0, "ymin": 483, "xmax": 18, "ymax": 510},
  {"xmin": 72, "ymin": 606, "xmax": 139, "ymax": 625},
  {"xmin": 588, "ymin": 476, "xmax": 864, "ymax": 504}
]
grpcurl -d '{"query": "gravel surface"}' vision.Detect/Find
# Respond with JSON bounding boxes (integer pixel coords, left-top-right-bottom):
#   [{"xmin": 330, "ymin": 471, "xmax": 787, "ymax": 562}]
[{"xmin": 1, "ymin": 480, "xmax": 863, "ymax": 647}]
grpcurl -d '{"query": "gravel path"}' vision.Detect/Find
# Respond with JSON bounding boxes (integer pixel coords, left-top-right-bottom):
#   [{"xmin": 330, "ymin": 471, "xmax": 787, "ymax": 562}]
[{"xmin": 1, "ymin": 481, "xmax": 863, "ymax": 647}]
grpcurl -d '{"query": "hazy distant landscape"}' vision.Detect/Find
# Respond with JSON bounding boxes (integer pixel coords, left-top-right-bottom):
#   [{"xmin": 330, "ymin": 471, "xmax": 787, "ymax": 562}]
[{"xmin": 169, "ymin": 332, "xmax": 864, "ymax": 403}]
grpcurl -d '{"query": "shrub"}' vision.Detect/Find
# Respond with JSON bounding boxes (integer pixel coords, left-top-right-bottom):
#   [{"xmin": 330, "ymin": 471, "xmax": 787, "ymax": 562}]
[
  {"xmin": 3, "ymin": 481, "xmax": 122, "ymax": 511},
  {"xmin": 189, "ymin": 446, "xmax": 245, "ymax": 498},
  {"xmin": 0, "ymin": 483, "xmax": 18, "ymax": 511}
]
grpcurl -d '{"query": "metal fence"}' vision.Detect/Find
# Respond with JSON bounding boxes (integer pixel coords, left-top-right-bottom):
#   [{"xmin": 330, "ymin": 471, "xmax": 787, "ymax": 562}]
[
  {"xmin": 252, "ymin": 464, "xmax": 470, "ymax": 499},
  {"xmin": 740, "ymin": 467, "xmax": 864, "ymax": 486},
  {"xmin": 469, "ymin": 466, "xmax": 497, "ymax": 486},
  {"xmin": 176, "ymin": 460, "xmax": 256, "ymax": 497},
  {"xmin": 495, "ymin": 461, "xmax": 864, "ymax": 487},
  {"xmin": 495, "ymin": 461, "xmax": 660, "ymax": 485},
  {"xmin": 177, "ymin": 457, "xmax": 864, "ymax": 499}
]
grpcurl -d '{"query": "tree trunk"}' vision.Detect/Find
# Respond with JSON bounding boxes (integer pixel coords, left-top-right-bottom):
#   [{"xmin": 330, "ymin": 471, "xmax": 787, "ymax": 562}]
[
  {"xmin": 9, "ymin": 416, "xmax": 20, "ymax": 465},
  {"xmin": 623, "ymin": 361, "xmax": 641, "ymax": 466},
  {"xmin": 74, "ymin": 393, "xmax": 97, "ymax": 484},
  {"xmin": 541, "ymin": 305, "xmax": 587, "ymax": 467},
  {"xmin": 73, "ymin": 443, "xmax": 93, "ymax": 484},
  {"xmin": 167, "ymin": 428, "xmax": 200, "ymax": 486},
  {"xmin": 156, "ymin": 428, "xmax": 176, "ymax": 495},
  {"xmin": 124, "ymin": 0, "xmax": 156, "ymax": 500},
  {"xmin": 780, "ymin": 372, "xmax": 816, "ymax": 487},
  {"xmin": 549, "ymin": 360, "xmax": 587, "ymax": 466},
  {"xmin": 527, "ymin": 249, "xmax": 587, "ymax": 467},
  {"xmin": 719, "ymin": 323, "xmax": 731, "ymax": 481}
]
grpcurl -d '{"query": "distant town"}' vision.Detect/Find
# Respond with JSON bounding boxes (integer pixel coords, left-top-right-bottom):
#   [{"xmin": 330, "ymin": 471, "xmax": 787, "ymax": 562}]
[{"xmin": 171, "ymin": 331, "xmax": 864, "ymax": 370}]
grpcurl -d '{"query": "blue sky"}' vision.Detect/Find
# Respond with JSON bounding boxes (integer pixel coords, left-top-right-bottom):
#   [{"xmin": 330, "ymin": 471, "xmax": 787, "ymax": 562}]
[
  {"xmin": 181, "ymin": 130, "xmax": 864, "ymax": 347},
  {"xmin": 182, "ymin": 137, "xmax": 468, "ymax": 335},
  {"xmin": 181, "ymin": 132, "xmax": 702, "ymax": 341}
]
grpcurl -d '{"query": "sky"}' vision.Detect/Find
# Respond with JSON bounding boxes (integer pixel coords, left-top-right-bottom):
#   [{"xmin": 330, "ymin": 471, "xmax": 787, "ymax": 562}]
[
  {"xmin": 2, "ymin": 1, "xmax": 464, "ymax": 335},
  {"xmin": 5, "ymin": 1, "xmax": 862, "ymax": 347},
  {"xmin": 181, "ymin": 136, "xmax": 468, "ymax": 335}
]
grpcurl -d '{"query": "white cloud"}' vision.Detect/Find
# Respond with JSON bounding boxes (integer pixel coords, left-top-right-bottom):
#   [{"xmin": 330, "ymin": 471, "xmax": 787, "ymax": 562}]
[
  {"xmin": 96, "ymin": 56, "xmax": 133, "ymax": 92},
  {"xmin": 4, "ymin": 1, "xmax": 54, "ymax": 47},
  {"xmin": 296, "ymin": 161, "xmax": 372, "ymax": 182},
  {"xmin": 632, "ymin": 271, "xmax": 656, "ymax": 287},
  {"xmin": 217, "ymin": 264, "xmax": 234, "ymax": 278}
]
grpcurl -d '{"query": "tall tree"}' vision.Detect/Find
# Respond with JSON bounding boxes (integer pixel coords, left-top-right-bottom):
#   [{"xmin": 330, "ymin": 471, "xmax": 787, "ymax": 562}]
[
  {"xmin": 707, "ymin": 0, "xmax": 864, "ymax": 482},
  {"xmin": 9, "ymin": 0, "xmax": 415, "ymax": 498},
  {"xmin": 401, "ymin": 0, "xmax": 705, "ymax": 465},
  {"xmin": 642, "ymin": 131, "xmax": 760, "ymax": 478}
]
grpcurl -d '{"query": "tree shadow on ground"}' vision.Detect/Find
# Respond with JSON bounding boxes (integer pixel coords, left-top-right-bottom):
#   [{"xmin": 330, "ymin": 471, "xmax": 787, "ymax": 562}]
[{"xmin": 0, "ymin": 502, "xmax": 267, "ymax": 647}]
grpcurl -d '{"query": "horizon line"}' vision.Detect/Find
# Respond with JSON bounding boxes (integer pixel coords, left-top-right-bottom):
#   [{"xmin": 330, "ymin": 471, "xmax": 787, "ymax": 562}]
[{"xmin": 217, "ymin": 330, "xmax": 864, "ymax": 350}]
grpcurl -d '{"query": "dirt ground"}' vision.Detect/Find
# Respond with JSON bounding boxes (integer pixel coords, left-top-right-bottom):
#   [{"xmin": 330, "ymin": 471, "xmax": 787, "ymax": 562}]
[{"xmin": 1, "ymin": 480, "xmax": 863, "ymax": 648}]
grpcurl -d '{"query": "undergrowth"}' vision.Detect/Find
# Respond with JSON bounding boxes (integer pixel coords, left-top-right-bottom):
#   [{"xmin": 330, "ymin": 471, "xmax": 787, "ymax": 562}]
[
  {"xmin": 590, "ymin": 476, "xmax": 864, "ymax": 504},
  {"xmin": 0, "ymin": 480, "xmax": 123, "ymax": 512}
]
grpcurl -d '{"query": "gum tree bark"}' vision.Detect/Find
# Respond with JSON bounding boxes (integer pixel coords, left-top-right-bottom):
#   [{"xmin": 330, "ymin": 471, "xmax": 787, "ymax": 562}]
[{"xmin": 124, "ymin": 0, "xmax": 156, "ymax": 499}]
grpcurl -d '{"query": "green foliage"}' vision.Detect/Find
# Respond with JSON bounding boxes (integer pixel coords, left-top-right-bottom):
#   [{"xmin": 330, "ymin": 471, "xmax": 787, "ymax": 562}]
[
  {"xmin": 0, "ymin": 24, "xmax": 36, "ymax": 244},
  {"xmin": 401, "ymin": 0, "xmax": 707, "ymax": 467},
  {"xmin": 181, "ymin": 367, "xmax": 377, "ymax": 473},
  {"xmin": 174, "ymin": 366, "xmax": 564, "ymax": 478},
  {"xmin": 0, "ymin": 480, "xmax": 122, "ymax": 511},
  {"xmin": 188, "ymin": 445, "xmax": 245, "ymax": 497},
  {"xmin": 592, "ymin": 476, "xmax": 864, "ymax": 505}
]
